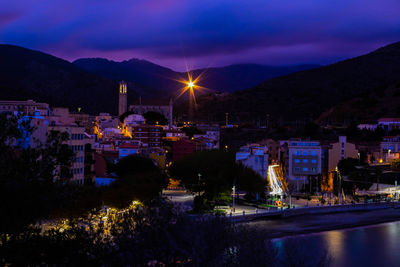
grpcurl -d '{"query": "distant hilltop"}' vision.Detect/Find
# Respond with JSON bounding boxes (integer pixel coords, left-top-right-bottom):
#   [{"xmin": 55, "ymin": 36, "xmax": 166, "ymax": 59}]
[{"xmin": 194, "ymin": 41, "xmax": 400, "ymax": 125}]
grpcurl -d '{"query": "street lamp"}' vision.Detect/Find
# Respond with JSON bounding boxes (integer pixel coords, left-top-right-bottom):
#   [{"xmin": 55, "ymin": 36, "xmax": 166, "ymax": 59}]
[
  {"xmin": 232, "ymin": 185, "xmax": 236, "ymax": 213},
  {"xmin": 197, "ymin": 173, "xmax": 202, "ymax": 197},
  {"xmin": 188, "ymin": 80, "xmax": 195, "ymax": 123}
]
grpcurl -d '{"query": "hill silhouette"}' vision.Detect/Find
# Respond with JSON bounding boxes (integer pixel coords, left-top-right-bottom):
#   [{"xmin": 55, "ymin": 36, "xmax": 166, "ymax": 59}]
[
  {"xmin": 73, "ymin": 58, "xmax": 318, "ymax": 96},
  {"xmin": 0, "ymin": 44, "xmax": 135, "ymax": 115},
  {"xmin": 195, "ymin": 41, "xmax": 400, "ymax": 124}
]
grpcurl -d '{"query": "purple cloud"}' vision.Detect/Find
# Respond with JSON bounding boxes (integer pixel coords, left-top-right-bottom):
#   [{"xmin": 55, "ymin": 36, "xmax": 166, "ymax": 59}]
[{"xmin": 0, "ymin": 0, "xmax": 399, "ymax": 70}]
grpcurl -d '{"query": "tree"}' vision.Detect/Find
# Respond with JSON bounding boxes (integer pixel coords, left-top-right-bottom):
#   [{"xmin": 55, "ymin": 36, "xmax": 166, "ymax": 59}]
[
  {"xmin": 0, "ymin": 114, "xmax": 169, "ymax": 233},
  {"xmin": 169, "ymin": 150, "xmax": 266, "ymax": 210},
  {"xmin": 235, "ymin": 163, "xmax": 267, "ymax": 195},
  {"xmin": 0, "ymin": 201, "xmax": 331, "ymax": 266},
  {"xmin": 391, "ymin": 159, "xmax": 400, "ymax": 171},
  {"xmin": 337, "ymin": 158, "xmax": 360, "ymax": 176},
  {"xmin": 0, "ymin": 114, "xmax": 75, "ymax": 232},
  {"xmin": 180, "ymin": 125, "xmax": 203, "ymax": 138},
  {"xmin": 143, "ymin": 111, "xmax": 168, "ymax": 125},
  {"xmin": 119, "ymin": 111, "xmax": 134, "ymax": 123},
  {"xmin": 107, "ymin": 155, "xmax": 168, "ymax": 206}
]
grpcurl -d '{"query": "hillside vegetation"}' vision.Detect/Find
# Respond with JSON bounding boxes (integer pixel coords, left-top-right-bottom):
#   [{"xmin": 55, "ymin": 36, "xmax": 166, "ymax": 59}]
[{"xmin": 195, "ymin": 41, "xmax": 400, "ymax": 124}]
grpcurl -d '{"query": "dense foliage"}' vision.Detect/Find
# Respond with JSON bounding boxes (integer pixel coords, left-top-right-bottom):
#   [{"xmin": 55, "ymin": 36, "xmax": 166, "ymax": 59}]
[
  {"xmin": 391, "ymin": 159, "xmax": 400, "ymax": 171},
  {"xmin": 169, "ymin": 150, "xmax": 267, "ymax": 210},
  {"xmin": 0, "ymin": 114, "xmax": 76, "ymax": 232},
  {"xmin": 143, "ymin": 111, "xmax": 168, "ymax": 125},
  {"xmin": 108, "ymin": 155, "xmax": 168, "ymax": 207},
  {"xmin": 0, "ymin": 202, "xmax": 330, "ymax": 266},
  {"xmin": 337, "ymin": 158, "xmax": 361, "ymax": 176},
  {"xmin": 0, "ymin": 115, "xmax": 166, "ymax": 233},
  {"xmin": 180, "ymin": 126, "xmax": 204, "ymax": 138}
]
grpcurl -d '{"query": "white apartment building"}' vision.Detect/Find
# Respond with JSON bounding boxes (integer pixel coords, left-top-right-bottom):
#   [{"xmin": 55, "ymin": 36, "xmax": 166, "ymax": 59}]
[
  {"xmin": 236, "ymin": 145, "xmax": 269, "ymax": 179},
  {"xmin": 328, "ymin": 136, "xmax": 359, "ymax": 171}
]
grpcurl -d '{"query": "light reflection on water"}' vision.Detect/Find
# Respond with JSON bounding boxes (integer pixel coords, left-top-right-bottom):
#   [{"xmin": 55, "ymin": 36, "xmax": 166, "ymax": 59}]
[
  {"xmin": 274, "ymin": 221, "xmax": 400, "ymax": 267},
  {"xmin": 323, "ymin": 231, "xmax": 345, "ymax": 266}
]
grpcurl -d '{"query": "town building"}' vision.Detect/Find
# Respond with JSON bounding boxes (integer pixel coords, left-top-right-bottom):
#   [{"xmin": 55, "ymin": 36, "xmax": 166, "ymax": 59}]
[
  {"xmin": 193, "ymin": 125, "xmax": 220, "ymax": 149},
  {"xmin": 129, "ymin": 98, "xmax": 173, "ymax": 127},
  {"xmin": 129, "ymin": 124, "xmax": 163, "ymax": 148},
  {"xmin": 124, "ymin": 114, "xmax": 145, "ymax": 126},
  {"xmin": 172, "ymin": 139, "xmax": 206, "ymax": 161},
  {"xmin": 70, "ymin": 111, "xmax": 90, "ymax": 127},
  {"xmin": 287, "ymin": 140, "xmax": 322, "ymax": 190},
  {"xmin": 164, "ymin": 128, "xmax": 186, "ymax": 139},
  {"xmin": 355, "ymin": 141, "xmax": 381, "ymax": 163},
  {"xmin": 258, "ymin": 138, "xmax": 280, "ymax": 164},
  {"xmin": 380, "ymin": 135, "xmax": 400, "ymax": 162},
  {"xmin": 235, "ymin": 145, "xmax": 269, "ymax": 179},
  {"xmin": 84, "ymin": 135, "xmax": 96, "ymax": 184},
  {"xmin": 47, "ymin": 107, "xmax": 95, "ymax": 184},
  {"xmin": 378, "ymin": 118, "xmax": 400, "ymax": 132},
  {"xmin": 0, "ymin": 99, "xmax": 50, "ymax": 116},
  {"xmin": 357, "ymin": 124, "xmax": 378, "ymax": 131},
  {"xmin": 48, "ymin": 124, "xmax": 86, "ymax": 184},
  {"xmin": 96, "ymin": 113, "xmax": 113, "ymax": 122},
  {"xmin": 328, "ymin": 136, "xmax": 359, "ymax": 171},
  {"xmin": 118, "ymin": 142, "xmax": 140, "ymax": 159}
]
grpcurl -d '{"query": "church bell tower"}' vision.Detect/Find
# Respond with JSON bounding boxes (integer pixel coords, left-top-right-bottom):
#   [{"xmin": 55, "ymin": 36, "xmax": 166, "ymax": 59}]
[{"xmin": 118, "ymin": 81, "xmax": 127, "ymax": 116}]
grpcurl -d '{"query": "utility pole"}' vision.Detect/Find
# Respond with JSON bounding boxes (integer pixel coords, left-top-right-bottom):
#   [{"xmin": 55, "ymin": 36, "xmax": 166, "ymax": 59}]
[
  {"xmin": 225, "ymin": 112, "xmax": 229, "ymax": 126},
  {"xmin": 232, "ymin": 176, "xmax": 236, "ymax": 212},
  {"xmin": 197, "ymin": 173, "xmax": 202, "ymax": 197}
]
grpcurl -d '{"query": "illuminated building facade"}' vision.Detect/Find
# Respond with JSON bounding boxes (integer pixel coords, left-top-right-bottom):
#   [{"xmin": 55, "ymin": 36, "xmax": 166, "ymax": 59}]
[
  {"xmin": 288, "ymin": 141, "xmax": 322, "ymax": 190},
  {"xmin": 118, "ymin": 81, "xmax": 128, "ymax": 116}
]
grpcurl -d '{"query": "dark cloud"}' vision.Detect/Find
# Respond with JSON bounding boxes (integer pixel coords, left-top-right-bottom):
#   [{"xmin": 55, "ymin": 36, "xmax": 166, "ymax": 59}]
[{"xmin": 0, "ymin": 0, "xmax": 399, "ymax": 70}]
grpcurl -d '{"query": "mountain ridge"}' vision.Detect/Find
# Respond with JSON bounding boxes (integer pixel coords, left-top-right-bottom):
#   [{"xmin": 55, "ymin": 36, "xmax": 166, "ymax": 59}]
[
  {"xmin": 73, "ymin": 57, "xmax": 320, "ymax": 96},
  {"xmin": 0, "ymin": 44, "xmax": 132, "ymax": 115},
  {"xmin": 194, "ymin": 41, "xmax": 400, "ymax": 124}
]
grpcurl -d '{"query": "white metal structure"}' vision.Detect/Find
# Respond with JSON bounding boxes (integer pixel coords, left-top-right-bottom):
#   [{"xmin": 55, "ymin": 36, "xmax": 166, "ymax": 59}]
[{"xmin": 268, "ymin": 164, "xmax": 283, "ymax": 195}]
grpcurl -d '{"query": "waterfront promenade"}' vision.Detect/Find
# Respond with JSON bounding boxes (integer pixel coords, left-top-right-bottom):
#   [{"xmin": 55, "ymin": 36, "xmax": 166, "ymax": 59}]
[{"xmin": 230, "ymin": 202, "xmax": 400, "ymax": 223}]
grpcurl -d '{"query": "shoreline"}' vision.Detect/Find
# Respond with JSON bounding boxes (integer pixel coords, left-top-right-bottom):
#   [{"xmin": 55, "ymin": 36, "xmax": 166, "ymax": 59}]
[{"xmin": 245, "ymin": 208, "xmax": 400, "ymax": 239}]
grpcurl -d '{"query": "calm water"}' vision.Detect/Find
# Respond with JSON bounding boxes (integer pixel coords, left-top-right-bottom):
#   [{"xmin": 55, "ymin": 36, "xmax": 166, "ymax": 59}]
[{"xmin": 274, "ymin": 221, "xmax": 400, "ymax": 267}]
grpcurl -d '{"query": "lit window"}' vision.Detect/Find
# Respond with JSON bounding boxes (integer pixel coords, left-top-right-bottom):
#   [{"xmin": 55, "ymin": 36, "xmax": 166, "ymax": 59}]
[
  {"xmin": 302, "ymin": 167, "xmax": 308, "ymax": 171},
  {"xmin": 294, "ymin": 159, "xmax": 300, "ymax": 163},
  {"xmin": 303, "ymin": 159, "xmax": 308, "ymax": 163}
]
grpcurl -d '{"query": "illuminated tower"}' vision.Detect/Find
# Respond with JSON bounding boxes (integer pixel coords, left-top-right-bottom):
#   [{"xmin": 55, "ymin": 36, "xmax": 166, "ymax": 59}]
[{"xmin": 118, "ymin": 81, "xmax": 127, "ymax": 116}]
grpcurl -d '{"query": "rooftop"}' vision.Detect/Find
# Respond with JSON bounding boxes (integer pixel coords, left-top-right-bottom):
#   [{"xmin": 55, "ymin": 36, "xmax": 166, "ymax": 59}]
[
  {"xmin": 378, "ymin": 118, "xmax": 400, "ymax": 123},
  {"xmin": 131, "ymin": 98, "xmax": 171, "ymax": 106},
  {"xmin": 119, "ymin": 143, "xmax": 140, "ymax": 149}
]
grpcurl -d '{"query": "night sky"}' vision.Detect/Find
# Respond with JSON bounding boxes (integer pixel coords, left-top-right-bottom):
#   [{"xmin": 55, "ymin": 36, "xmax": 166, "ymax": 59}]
[{"xmin": 1, "ymin": 0, "xmax": 399, "ymax": 70}]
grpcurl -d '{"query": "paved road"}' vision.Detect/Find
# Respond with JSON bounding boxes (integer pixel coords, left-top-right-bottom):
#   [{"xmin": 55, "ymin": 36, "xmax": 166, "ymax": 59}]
[{"xmin": 163, "ymin": 189, "xmax": 194, "ymax": 211}]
